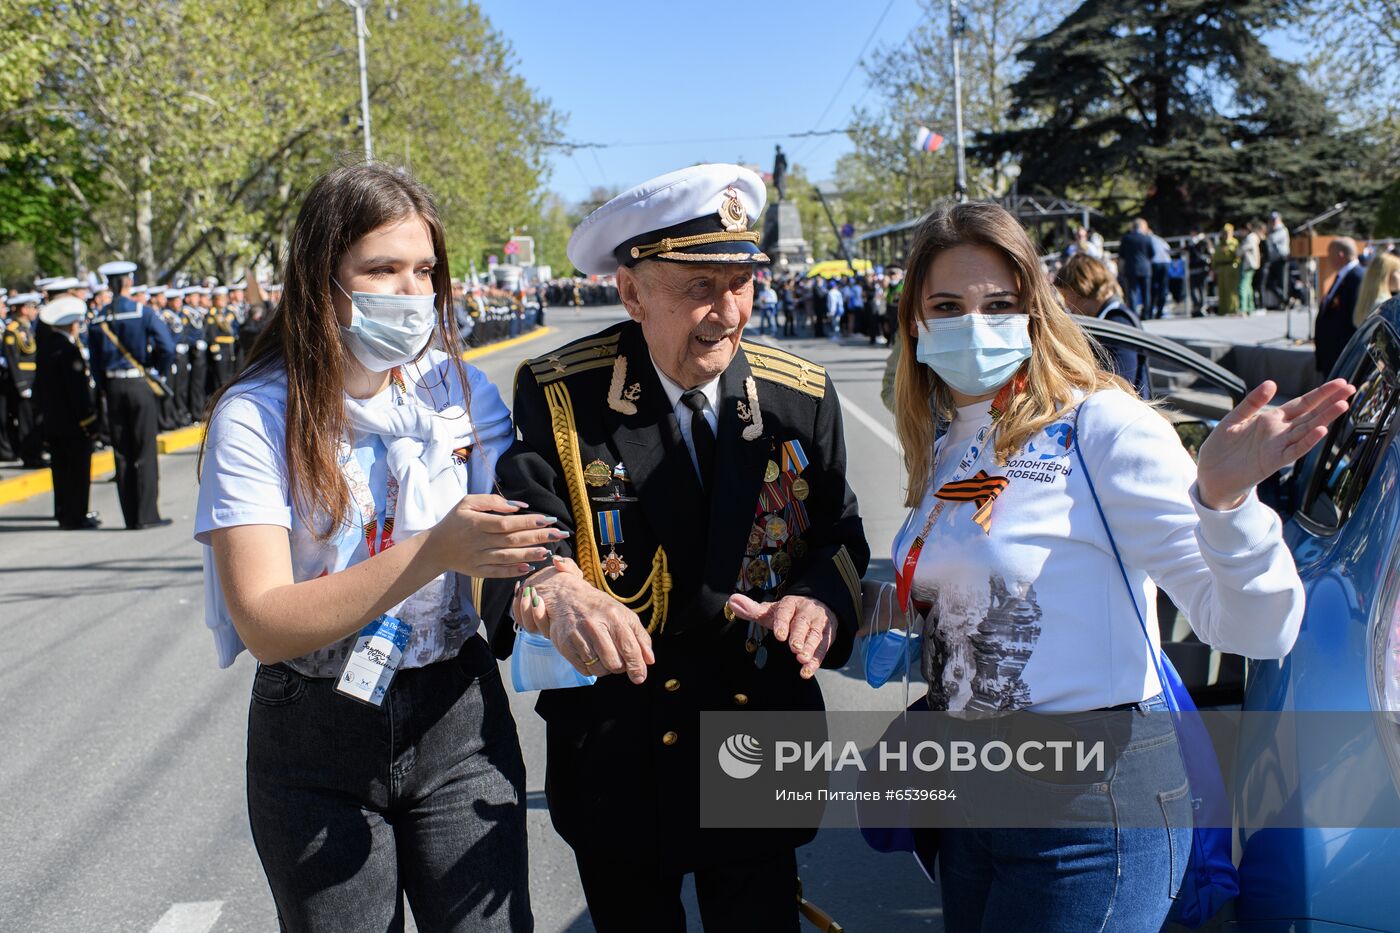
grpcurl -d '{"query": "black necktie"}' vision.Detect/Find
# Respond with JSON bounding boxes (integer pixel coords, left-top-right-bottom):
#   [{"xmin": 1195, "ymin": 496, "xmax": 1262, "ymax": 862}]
[{"xmin": 681, "ymin": 389, "xmax": 716, "ymax": 486}]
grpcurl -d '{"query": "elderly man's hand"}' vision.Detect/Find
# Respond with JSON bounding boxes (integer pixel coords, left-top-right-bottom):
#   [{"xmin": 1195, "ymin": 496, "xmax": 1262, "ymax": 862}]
[
  {"xmin": 725, "ymin": 593, "xmax": 837, "ymax": 679},
  {"xmin": 529, "ymin": 558, "xmax": 655, "ymax": 684}
]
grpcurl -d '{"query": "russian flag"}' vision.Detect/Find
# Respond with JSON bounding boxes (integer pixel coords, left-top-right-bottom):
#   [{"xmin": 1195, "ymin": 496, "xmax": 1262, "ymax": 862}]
[{"xmin": 914, "ymin": 126, "xmax": 945, "ymax": 153}]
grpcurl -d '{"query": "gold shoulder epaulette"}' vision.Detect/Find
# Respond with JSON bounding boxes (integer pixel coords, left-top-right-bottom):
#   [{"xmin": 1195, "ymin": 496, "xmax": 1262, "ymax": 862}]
[
  {"xmin": 742, "ymin": 341, "xmax": 826, "ymax": 399},
  {"xmin": 528, "ymin": 332, "xmax": 621, "ymax": 384}
]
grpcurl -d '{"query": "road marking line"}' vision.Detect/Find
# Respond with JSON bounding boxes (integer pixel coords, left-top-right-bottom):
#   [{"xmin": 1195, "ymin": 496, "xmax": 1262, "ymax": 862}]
[
  {"xmin": 149, "ymin": 901, "xmax": 223, "ymax": 933},
  {"xmin": 461, "ymin": 325, "xmax": 554, "ymax": 361},
  {"xmin": 837, "ymin": 390, "xmax": 900, "ymax": 453}
]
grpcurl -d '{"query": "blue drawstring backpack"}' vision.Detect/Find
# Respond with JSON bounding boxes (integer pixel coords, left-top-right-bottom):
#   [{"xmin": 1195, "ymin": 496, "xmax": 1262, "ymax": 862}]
[{"xmin": 1072, "ymin": 430, "xmax": 1239, "ymax": 927}]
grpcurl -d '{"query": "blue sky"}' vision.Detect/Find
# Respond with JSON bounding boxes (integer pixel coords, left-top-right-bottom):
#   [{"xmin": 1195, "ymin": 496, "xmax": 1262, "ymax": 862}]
[{"xmin": 481, "ymin": 0, "xmax": 1307, "ymax": 206}]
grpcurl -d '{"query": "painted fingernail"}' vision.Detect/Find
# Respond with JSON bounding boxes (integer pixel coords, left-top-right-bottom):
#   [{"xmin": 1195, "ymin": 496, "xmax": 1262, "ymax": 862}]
[
  {"xmin": 532, "ymin": 593, "xmax": 541, "ymax": 607},
  {"xmin": 534, "ymin": 548, "xmax": 551, "ymax": 560},
  {"xmin": 514, "ymin": 580, "xmax": 520, "ymax": 594},
  {"xmin": 551, "ymin": 530, "xmax": 571, "ymax": 540},
  {"xmin": 517, "ymin": 563, "xmax": 532, "ymax": 573},
  {"xmin": 509, "ymin": 500, "xmax": 530, "ymax": 509},
  {"xmin": 536, "ymin": 515, "xmax": 559, "ymax": 526}
]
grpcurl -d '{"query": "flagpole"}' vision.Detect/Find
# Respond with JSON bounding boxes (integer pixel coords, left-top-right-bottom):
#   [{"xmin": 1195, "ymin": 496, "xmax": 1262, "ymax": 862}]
[{"xmin": 949, "ymin": 0, "xmax": 967, "ymax": 202}]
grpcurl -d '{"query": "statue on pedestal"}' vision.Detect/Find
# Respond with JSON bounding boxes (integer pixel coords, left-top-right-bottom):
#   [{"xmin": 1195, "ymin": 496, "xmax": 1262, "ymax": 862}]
[{"xmin": 772, "ymin": 145, "xmax": 788, "ymax": 202}]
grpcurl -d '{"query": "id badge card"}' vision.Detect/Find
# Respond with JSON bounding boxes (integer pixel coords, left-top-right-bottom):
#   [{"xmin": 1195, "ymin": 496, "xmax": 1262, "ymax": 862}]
[{"xmin": 335, "ymin": 614, "xmax": 413, "ymax": 707}]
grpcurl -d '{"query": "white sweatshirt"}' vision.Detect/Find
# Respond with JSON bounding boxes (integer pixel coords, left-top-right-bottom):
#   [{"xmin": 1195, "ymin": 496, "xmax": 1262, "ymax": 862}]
[{"xmin": 891, "ymin": 387, "xmax": 1303, "ymax": 713}]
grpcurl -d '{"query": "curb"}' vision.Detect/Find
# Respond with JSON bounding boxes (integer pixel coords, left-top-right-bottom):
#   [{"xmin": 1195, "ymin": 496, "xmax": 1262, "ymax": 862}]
[
  {"xmin": 0, "ymin": 424, "xmax": 207, "ymax": 508},
  {"xmin": 0, "ymin": 330, "xmax": 557, "ymax": 508}
]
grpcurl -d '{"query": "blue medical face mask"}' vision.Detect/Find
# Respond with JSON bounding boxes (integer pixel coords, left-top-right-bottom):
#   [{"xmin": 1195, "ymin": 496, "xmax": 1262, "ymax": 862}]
[
  {"xmin": 333, "ymin": 278, "xmax": 438, "ymax": 372},
  {"xmin": 914, "ymin": 313, "xmax": 1032, "ymax": 397},
  {"xmin": 511, "ymin": 628, "xmax": 598, "ymax": 692}
]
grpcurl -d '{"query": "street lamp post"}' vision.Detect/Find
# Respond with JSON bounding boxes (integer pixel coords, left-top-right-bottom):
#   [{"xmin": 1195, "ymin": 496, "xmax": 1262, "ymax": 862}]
[
  {"xmin": 949, "ymin": 0, "xmax": 968, "ymax": 203},
  {"xmin": 341, "ymin": 0, "xmax": 374, "ymax": 161}
]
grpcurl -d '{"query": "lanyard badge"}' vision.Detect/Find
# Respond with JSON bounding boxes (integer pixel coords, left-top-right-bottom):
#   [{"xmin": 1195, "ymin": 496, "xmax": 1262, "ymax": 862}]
[
  {"xmin": 336, "ymin": 614, "xmax": 413, "ymax": 706},
  {"xmin": 894, "ymin": 379, "xmax": 1021, "ymax": 612}
]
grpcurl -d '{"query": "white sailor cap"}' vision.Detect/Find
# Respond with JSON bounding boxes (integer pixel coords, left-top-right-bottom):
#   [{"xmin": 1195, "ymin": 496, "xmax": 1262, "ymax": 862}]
[
  {"xmin": 33, "ymin": 277, "xmax": 55, "ymax": 289},
  {"xmin": 191, "ymin": 285, "xmax": 211, "ymax": 295},
  {"xmin": 6, "ymin": 292, "xmax": 41, "ymax": 306},
  {"xmin": 213, "ymin": 286, "xmax": 228, "ymax": 296},
  {"xmin": 567, "ymin": 163, "xmax": 768, "ymax": 276},
  {"xmin": 131, "ymin": 285, "xmax": 149, "ymax": 295},
  {"xmin": 230, "ymin": 280, "xmax": 246, "ymax": 290},
  {"xmin": 39, "ymin": 295, "xmax": 87, "ymax": 327},
  {"xmin": 98, "ymin": 260, "xmax": 138, "ymax": 277},
  {"xmin": 165, "ymin": 288, "xmax": 182, "ymax": 299},
  {"xmin": 44, "ymin": 276, "xmax": 82, "ymax": 292}
]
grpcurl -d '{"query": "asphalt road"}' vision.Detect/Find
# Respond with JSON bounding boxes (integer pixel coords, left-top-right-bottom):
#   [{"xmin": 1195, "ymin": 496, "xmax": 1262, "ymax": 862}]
[{"xmin": 0, "ymin": 306, "xmax": 943, "ymax": 932}]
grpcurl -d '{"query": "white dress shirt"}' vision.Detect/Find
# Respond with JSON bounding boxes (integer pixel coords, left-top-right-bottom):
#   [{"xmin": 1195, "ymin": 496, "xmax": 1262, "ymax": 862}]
[{"xmin": 650, "ymin": 354, "xmax": 719, "ymax": 479}]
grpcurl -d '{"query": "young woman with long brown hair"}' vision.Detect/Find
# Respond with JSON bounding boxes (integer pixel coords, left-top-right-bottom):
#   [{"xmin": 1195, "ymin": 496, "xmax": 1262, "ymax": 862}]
[
  {"xmin": 195, "ymin": 163, "xmax": 558, "ymax": 932},
  {"xmin": 862, "ymin": 202, "xmax": 1353, "ymax": 930}
]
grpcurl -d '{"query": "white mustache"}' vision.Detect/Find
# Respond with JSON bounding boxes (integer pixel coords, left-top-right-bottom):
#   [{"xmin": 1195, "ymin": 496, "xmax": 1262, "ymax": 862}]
[{"xmin": 694, "ymin": 328, "xmax": 737, "ymax": 341}]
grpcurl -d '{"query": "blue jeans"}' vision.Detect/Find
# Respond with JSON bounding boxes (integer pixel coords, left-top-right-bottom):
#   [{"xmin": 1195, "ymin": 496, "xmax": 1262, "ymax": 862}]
[
  {"xmin": 938, "ymin": 695, "xmax": 1191, "ymax": 932},
  {"xmin": 246, "ymin": 635, "xmax": 531, "ymax": 933}
]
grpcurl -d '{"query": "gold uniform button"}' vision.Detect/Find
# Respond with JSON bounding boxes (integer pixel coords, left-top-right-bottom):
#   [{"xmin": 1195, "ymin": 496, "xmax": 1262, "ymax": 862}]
[
  {"xmin": 733, "ymin": 693, "xmax": 749, "ymax": 706},
  {"xmin": 664, "ymin": 678, "xmax": 681, "ymax": 692},
  {"xmin": 661, "ymin": 731, "xmax": 679, "ymax": 746}
]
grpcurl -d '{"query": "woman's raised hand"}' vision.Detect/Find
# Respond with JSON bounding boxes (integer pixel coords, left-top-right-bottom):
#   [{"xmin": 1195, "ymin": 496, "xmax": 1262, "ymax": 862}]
[
  {"xmin": 1196, "ymin": 378, "xmax": 1356, "ymax": 511},
  {"xmin": 426, "ymin": 494, "xmax": 569, "ymax": 578}
]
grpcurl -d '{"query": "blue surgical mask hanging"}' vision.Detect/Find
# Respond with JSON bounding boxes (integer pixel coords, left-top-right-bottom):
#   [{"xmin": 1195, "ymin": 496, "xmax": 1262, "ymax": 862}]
[
  {"xmin": 915, "ymin": 313, "xmax": 1032, "ymax": 397},
  {"xmin": 511, "ymin": 627, "xmax": 597, "ymax": 692},
  {"xmin": 333, "ymin": 278, "xmax": 438, "ymax": 372}
]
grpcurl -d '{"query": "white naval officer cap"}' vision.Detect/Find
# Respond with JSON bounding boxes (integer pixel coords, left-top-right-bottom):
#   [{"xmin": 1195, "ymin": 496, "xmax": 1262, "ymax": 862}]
[
  {"xmin": 165, "ymin": 289, "xmax": 182, "ymax": 299},
  {"xmin": 44, "ymin": 276, "xmax": 82, "ymax": 292},
  {"xmin": 39, "ymin": 295, "xmax": 87, "ymax": 327},
  {"xmin": 33, "ymin": 277, "xmax": 55, "ymax": 289},
  {"xmin": 212, "ymin": 286, "xmax": 228, "ymax": 296},
  {"xmin": 6, "ymin": 292, "xmax": 41, "ymax": 306},
  {"xmin": 132, "ymin": 284, "xmax": 149, "ymax": 294},
  {"xmin": 97, "ymin": 260, "xmax": 138, "ymax": 277},
  {"xmin": 566, "ymin": 163, "xmax": 769, "ymax": 276}
]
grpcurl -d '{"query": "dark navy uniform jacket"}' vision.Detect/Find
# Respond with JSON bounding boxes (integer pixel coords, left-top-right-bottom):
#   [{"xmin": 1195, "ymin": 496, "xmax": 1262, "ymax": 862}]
[
  {"xmin": 89, "ymin": 295, "xmax": 175, "ymax": 390},
  {"xmin": 485, "ymin": 319, "xmax": 869, "ymax": 872}
]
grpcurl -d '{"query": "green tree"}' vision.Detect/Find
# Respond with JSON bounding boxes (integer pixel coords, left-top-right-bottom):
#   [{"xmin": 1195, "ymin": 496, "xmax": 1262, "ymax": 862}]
[
  {"xmin": 1301, "ymin": 0, "xmax": 1400, "ymax": 234},
  {"xmin": 982, "ymin": 0, "xmax": 1378, "ymax": 234},
  {"xmin": 838, "ymin": 0, "xmax": 1072, "ymax": 236},
  {"xmin": 1, "ymin": 0, "xmax": 559, "ymax": 285}
]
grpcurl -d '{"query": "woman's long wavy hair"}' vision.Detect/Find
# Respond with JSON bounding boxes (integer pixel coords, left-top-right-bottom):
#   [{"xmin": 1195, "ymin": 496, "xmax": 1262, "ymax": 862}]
[
  {"xmin": 200, "ymin": 162, "xmax": 468, "ymax": 538},
  {"xmin": 894, "ymin": 202, "xmax": 1131, "ymax": 507}
]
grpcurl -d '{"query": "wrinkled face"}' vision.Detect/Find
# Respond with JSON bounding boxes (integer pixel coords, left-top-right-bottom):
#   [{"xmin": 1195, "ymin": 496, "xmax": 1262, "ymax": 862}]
[
  {"xmin": 330, "ymin": 216, "xmax": 437, "ymax": 328},
  {"xmin": 618, "ymin": 260, "xmax": 754, "ymax": 389}
]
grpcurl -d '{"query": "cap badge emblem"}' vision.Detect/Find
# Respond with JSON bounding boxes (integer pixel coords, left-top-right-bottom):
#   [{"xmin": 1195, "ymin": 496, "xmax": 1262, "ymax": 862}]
[{"xmin": 719, "ymin": 187, "xmax": 748, "ymax": 233}]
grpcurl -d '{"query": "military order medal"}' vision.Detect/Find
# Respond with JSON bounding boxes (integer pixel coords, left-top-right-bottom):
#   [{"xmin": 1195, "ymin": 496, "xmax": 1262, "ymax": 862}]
[
  {"xmin": 764, "ymin": 460, "xmax": 780, "ymax": 483},
  {"xmin": 790, "ymin": 476, "xmax": 810, "ymax": 501},
  {"xmin": 597, "ymin": 509, "xmax": 628, "ymax": 581},
  {"xmin": 584, "ymin": 459, "xmax": 612, "ymax": 488},
  {"xmin": 746, "ymin": 554, "xmax": 770, "ymax": 590},
  {"xmin": 763, "ymin": 512, "xmax": 788, "ymax": 543}
]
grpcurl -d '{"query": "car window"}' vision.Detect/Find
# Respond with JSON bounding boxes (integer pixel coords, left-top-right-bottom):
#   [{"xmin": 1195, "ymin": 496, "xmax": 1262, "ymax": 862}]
[{"xmin": 1298, "ymin": 320, "xmax": 1400, "ymax": 532}]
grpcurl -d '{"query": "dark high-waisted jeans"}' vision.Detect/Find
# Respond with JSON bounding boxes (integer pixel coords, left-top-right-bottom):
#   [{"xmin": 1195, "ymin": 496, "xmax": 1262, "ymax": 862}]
[{"xmin": 246, "ymin": 634, "xmax": 531, "ymax": 933}]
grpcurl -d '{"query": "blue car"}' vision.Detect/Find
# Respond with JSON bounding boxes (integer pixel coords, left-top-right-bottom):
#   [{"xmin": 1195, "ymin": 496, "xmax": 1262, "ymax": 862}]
[
  {"xmin": 1083, "ymin": 305, "xmax": 1400, "ymax": 931},
  {"xmin": 1230, "ymin": 297, "xmax": 1400, "ymax": 932}
]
